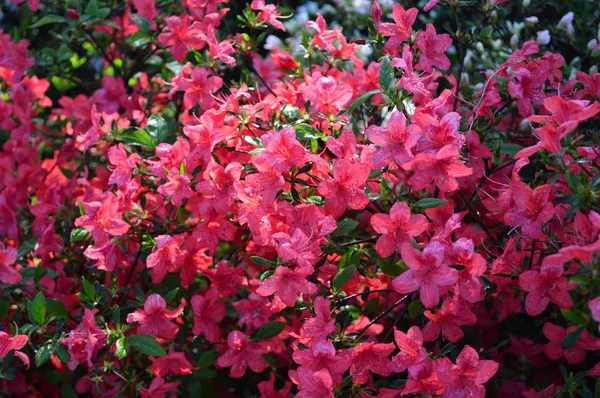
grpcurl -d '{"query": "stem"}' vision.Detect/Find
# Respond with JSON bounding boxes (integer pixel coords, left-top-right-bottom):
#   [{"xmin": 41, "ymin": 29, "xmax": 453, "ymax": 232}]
[
  {"xmin": 356, "ymin": 294, "xmax": 410, "ymax": 338},
  {"xmin": 338, "ymin": 236, "xmax": 378, "ymax": 247},
  {"xmin": 335, "ymin": 289, "xmax": 397, "ymax": 305}
]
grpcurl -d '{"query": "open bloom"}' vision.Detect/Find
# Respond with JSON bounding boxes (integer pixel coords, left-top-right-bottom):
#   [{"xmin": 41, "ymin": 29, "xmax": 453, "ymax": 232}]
[
  {"xmin": 126, "ymin": 294, "xmax": 185, "ymax": 339},
  {"xmin": 371, "ymin": 202, "xmax": 428, "ymax": 258},
  {"xmin": 216, "ymin": 331, "xmax": 268, "ymax": 378},
  {"xmin": 0, "ymin": 332, "xmax": 29, "ymax": 369},
  {"xmin": 519, "ymin": 262, "xmax": 573, "ymax": 316}
]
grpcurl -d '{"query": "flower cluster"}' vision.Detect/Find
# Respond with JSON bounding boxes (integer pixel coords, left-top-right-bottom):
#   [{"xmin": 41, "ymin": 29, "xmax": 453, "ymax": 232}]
[{"xmin": 0, "ymin": 0, "xmax": 599, "ymax": 396}]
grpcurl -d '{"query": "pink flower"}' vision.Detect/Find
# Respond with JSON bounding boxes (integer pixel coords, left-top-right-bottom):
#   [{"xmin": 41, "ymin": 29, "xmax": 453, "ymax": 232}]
[
  {"xmin": 366, "ymin": 111, "xmax": 418, "ymax": 169},
  {"xmin": 255, "ymin": 265, "xmax": 317, "ymax": 307},
  {"xmin": 0, "ymin": 242, "xmax": 21, "ymax": 285},
  {"xmin": 392, "ymin": 242, "xmax": 458, "ymax": 308},
  {"xmin": 377, "ymin": 4, "xmax": 419, "ymax": 54},
  {"xmin": 290, "ymin": 368, "xmax": 335, "ymax": 398},
  {"xmin": 416, "ymin": 24, "xmax": 452, "ymax": 72},
  {"xmin": 392, "ymin": 326, "xmax": 428, "ymax": 372},
  {"xmin": 62, "ymin": 308, "xmax": 107, "ymax": 370},
  {"xmin": 440, "ymin": 345, "xmax": 499, "ymax": 398},
  {"xmin": 0, "ymin": 332, "xmax": 29, "ymax": 369},
  {"xmin": 422, "ymin": 297, "xmax": 477, "ymax": 342},
  {"xmin": 149, "ymin": 348, "xmax": 195, "ymax": 377},
  {"xmin": 317, "ymin": 159, "xmax": 370, "ymax": 217},
  {"xmin": 350, "ymin": 342, "xmax": 396, "ymax": 384},
  {"xmin": 371, "ymin": 202, "xmax": 428, "ymax": 258},
  {"xmin": 297, "ymin": 297, "xmax": 336, "ymax": 346},
  {"xmin": 146, "ymin": 235, "xmax": 187, "ymax": 284},
  {"xmin": 251, "ymin": 0, "xmax": 286, "ymax": 31},
  {"xmin": 157, "ymin": 168, "xmax": 194, "ymax": 206},
  {"xmin": 253, "ymin": 128, "xmax": 306, "ymax": 174},
  {"xmin": 542, "ymin": 323, "xmax": 600, "ymax": 364},
  {"xmin": 74, "ymin": 194, "xmax": 130, "ymax": 245},
  {"xmin": 126, "ymin": 294, "xmax": 185, "ymax": 339},
  {"xmin": 107, "ymin": 144, "xmax": 141, "ymax": 188},
  {"xmin": 292, "ymin": 339, "xmax": 351, "ymax": 385},
  {"xmin": 216, "ymin": 330, "xmax": 268, "ymax": 378},
  {"xmin": 132, "ymin": 0, "xmax": 158, "ymax": 29},
  {"xmin": 191, "ymin": 288, "xmax": 225, "ymax": 343},
  {"xmin": 139, "ymin": 377, "xmax": 179, "ymax": 398},
  {"xmin": 172, "ymin": 66, "xmax": 223, "ymax": 111},
  {"xmin": 405, "ymin": 145, "xmax": 473, "ymax": 193},
  {"xmin": 519, "ymin": 262, "xmax": 573, "ymax": 316}
]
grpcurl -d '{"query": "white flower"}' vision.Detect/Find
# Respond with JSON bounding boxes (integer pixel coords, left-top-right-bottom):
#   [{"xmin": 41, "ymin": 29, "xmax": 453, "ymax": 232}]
[
  {"xmin": 510, "ymin": 34, "xmax": 519, "ymax": 49},
  {"xmin": 558, "ymin": 12, "xmax": 575, "ymax": 37},
  {"xmin": 264, "ymin": 35, "xmax": 284, "ymax": 51},
  {"xmin": 536, "ymin": 30, "xmax": 551, "ymax": 45},
  {"xmin": 588, "ymin": 39, "xmax": 599, "ymax": 50},
  {"xmin": 525, "ymin": 17, "xmax": 538, "ymax": 25}
]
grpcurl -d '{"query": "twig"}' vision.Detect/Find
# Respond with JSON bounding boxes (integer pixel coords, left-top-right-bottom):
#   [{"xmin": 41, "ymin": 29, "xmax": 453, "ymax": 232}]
[{"xmin": 356, "ymin": 294, "xmax": 410, "ymax": 338}]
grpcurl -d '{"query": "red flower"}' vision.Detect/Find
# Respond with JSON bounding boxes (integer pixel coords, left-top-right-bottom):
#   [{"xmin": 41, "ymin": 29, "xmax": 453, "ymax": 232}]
[
  {"xmin": 0, "ymin": 241, "xmax": 21, "ymax": 285},
  {"xmin": 75, "ymin": 194, "xmax": 130, "ymax": 245},
  {"xmin": 0, "ymin": 332, "xmax": 29, "ymax": 369},
  {"xmin": 139, "ymin": 377, "xmax": 179, "ymax": 398},
  {"xmin": 146, "ymin": 235, "xmax": 187, "ymax": 284},
  {"xmin": 126, "ymin": 294, "xmax": 185, "ymax": 339},
  {"xmin": 504, "ymin": 184, "xmax": 554, "ymax": 239},
  {"xmin": 292, "ymin": 339, "xmax": 351, "ymax": 385},
  {"xmin": 392, "ymin": 242, "xmax": 458, "ymax": 308},
  {"xmin": 62, "ymin": 308, "xmax": 107, "ymax": 370},
  {"xmin": 440, "ymin": 345, "xmax": 499, "ymax": 398},
  {"xmin": 405, "ymin": 145, "xmax": 473, "ymax": 193},
  {"xmin": 191, "ymin": 288, "xmax": 225, "ymax": 343},
  {"xmin": 216, "ymin": 330, "xmax": 269, "ymax": 378},
  {"xmin": 317, "ymin": 158, "xmax": 370, "ymax": 217},
  {"xmin": 290, "ymin": 368, "xmax": 335, "ymax": 398},
  {"xmin": 256, "ymin": 265, "xmax": 317, "ymax": 307},
  {"xmin": 297, "ymin": 297, "xmax": 336, "ymax": 346},
  {"xmin": 149, "ymin": 348, "xmax": 195, "ymax": 376},
  {"xmin": 350, "ymin": 342, "xmax": 396, "ymax": 384},
  {"xmin": 392, "ymin": 326, "xmax": 428, "ymax": 372},
  {"xmin": 519, "ymin": 262, "xmax": 573, "ymax": 316},
  {"xmin": 542, "ymin": 323, "xmax": 600, "ymax": 364},
  {"xmin": 378, "ymin": 4, "xmax": 419, "ymax": 54},
  {"xmin": 416, "ymin": 24, "xmax": 452, "ymax": 72},
  {"xmin": 366, "ymin": 111, "xmax": 418, "ymax": 169},
  {"xmin": 371, "ymin": 202, "xmax": 428, "ymax": 258}
]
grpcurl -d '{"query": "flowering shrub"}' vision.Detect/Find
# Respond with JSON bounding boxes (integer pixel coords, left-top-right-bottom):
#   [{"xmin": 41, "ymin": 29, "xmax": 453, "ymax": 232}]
[{"xmin": 1, "ymin": 0, "xmax": 600, "ymax": 396}]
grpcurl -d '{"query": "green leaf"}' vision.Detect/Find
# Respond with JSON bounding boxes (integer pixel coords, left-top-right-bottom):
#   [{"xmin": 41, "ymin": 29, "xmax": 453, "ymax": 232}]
[
  {"xmin": 259, "ymin": 270, "xmax": 275, "ymax": 282},
  {"xmin": 127, "ymin": 334, "xmax": 167, "ymax": 356},
  {"xmin": 243, "ymin": 135, "xmax": 263, "ymax": 147},
  {"xmin": 332, "ymin": 265, "xmax": 356, "ymax": 290},
  {"xmin": 561, "ymin": 309, "xmax": 586, "ymax": 325},
  {"xmin": 31, "ymin": 291, "xmax": 46, "ymax": 325},
  {"xmin": 146, "ymin": 114, "xmax": 169, "ymax": 144},
  {"xmin": 499, "ymin": 143, "xmax": 523, "ymax": 156},
  {"xmin": 416, "ymin": 198, "xmax": 449, "ymax": 208},
  {"xmin": 70, "ymin": 227, "xmax": 90, "ymax": 242},
  {"xmin": 562, "ymin": 326, "xmax": 584, "ymax": 349},
  {"xmin": 17, "ymin": 238, "xmax": 38, "ymax": 259},
  {"xmin": 250, "ymin": 256, "xmax": 277, "ymax": 267},
  {"xmin": 294, "ymin": 124, "xmax": 322, "ymax": 141},
  {"xmin": 30, "ymin": 15, "xmax": 68, "ymax": 29},
  {"xmin": 197, "ymin": 350, "xmax": 219, "ymax": 367},
  {"xmin": 116, "ymin": 337, "xmax": 130, "ymax": 360},
  {"xmin": 46, "ymin": 299, "xmax": 70, "ymax": 320},
  {"xmin": 348, "ymin": 90, "xmax": 381, "ymax": 113},
  {"xmin": 438, "ymin": 342, "xmax": 455, "ymax": 357},
  {"xmin": 0, "ymin": 301, "xmax": 8, "ymax": 321},
  {"xmin": 408, "ymin": 300, "xmax": 422, "ymax": 318},
  {"xmin": 379, "ymin": 57, "xmax": 393, "ymax": 91},
  {"xmin": 255, "ymin": 321, "xmax": 286, "ymax": 340},
  {"xmin": 380, "ymin": 261, "xmax": 402, "ymax": 277},
  {"xmin": 332, "ymin": 219, "xmax": 360, "ymax": 237},
  {"xmin": 122, "ymin": 129, "xmax": 156, "ymax": 148},
  {"xmin": 82, "ymin": 278, "xmax": 95, "ymax": 301},
  {"xmin": 35, "ymin": 344, "xmax": 53, "ymax": 367}
]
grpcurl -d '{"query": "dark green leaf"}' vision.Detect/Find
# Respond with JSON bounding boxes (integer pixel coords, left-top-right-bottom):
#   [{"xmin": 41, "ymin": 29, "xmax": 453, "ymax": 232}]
[
  {"xmin": 30, "ymin": 15, "xmax": 68, "ymax": 29},
  {"xmin": 146, "ymin": 114, "xmax": 169, "ymax": 144},
  {"xmin": 333, "ymin": 265, "xmax": 356, "ymax": 290},
  {"xmin": 438, "ymin": 342, "xmax": 455, "ymax": 357},
  {"xmin": 348, "ymin": 90, "xmax": 381, "ymax": 113},
  {"xmin": 562, "ymin": 326, "xmax": 584, "ymax": 349},
  {"xmin": 499, "ymin": 143, "xmax": 523, "ymax": 156},
  {"xmin": 408, "ymin": 300, "xmax": 422, "ymax": 318},
  {"xmin": 0, "ymin": 301, "xmax": 7, "ymax": 321},
  {"xmin": 332, "ymin": 219, "xmax": 360, "ymax": 237},
  {"xmin": 561, "ymin": 309, "xmax": 586, "ymax": 325},
  {"xmin": 379, "ymin": 57, "xmax": 393, "ymax": 91},
  {"xmin": 127, "ymin": 334, "xmax": 167, "ymax": 356},
  {"xmin": 17, "ymin": 238, "xmax": 38, "ymax": 259},
  {"xmin": 250, "ymin": 256, "xmax": 277, "ymax": 267},
  {"xmin": 82, "ymin": 278, "xmax": 95, "ymax": 301},
  {"xmin": 416, "ymin": 198, "xmax": 449, "ymax": 208},
  {"xmin": 255, "ymin": 321, "xmax": 286, "ymax": 340},
  {"xmin": 54, "ymin": 343, "xmax": 70, "ymax": 364},
  {"xmin": 46, "ymin": 299, "xmax": 69, "ymax": 320}
]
